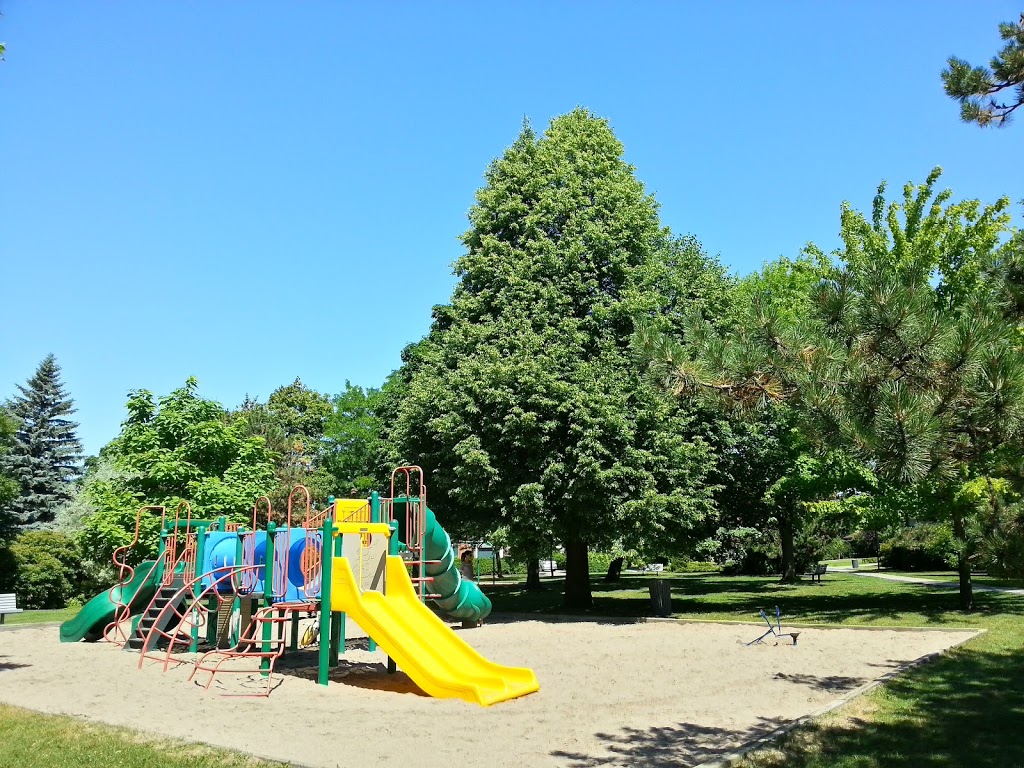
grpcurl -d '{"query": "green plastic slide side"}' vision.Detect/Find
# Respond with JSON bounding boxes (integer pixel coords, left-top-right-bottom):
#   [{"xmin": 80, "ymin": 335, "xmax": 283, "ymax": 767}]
[
  {"xmin": 422, "ymin": 507, "xmax": 492, "ymax": 622},
  {"xmin": 58, "ymin": 559, "xmax": 160, "ymax": 643}
]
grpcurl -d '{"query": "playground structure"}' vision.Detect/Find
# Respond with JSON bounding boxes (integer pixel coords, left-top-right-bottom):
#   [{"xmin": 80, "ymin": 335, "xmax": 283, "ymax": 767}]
[{"xmin": 60, "ymin": 466, "xmax": 539, "ymax": 706}]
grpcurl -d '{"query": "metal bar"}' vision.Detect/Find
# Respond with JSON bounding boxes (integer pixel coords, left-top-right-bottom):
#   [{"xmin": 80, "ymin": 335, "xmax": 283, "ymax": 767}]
[{"xmin": 317, "ymin": 516, "xmax": 333, "ymax": 687}]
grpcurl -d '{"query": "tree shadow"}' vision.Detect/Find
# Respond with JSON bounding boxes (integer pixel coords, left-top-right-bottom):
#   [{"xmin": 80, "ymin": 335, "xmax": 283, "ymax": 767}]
[
  {"xmin": 749, "ymin": 645, "xmax": 1024, "ymax": 767},
  {"xmin": 552, "ymin": 717, "xmax": 787, "ymax": 767},
  {"xmin": 0, "ymin": 655, "xmax": 30, "ymax": 672},
  {"xmin": 772, "ymin": 671, "xmax": 868, "ymax": 693}
]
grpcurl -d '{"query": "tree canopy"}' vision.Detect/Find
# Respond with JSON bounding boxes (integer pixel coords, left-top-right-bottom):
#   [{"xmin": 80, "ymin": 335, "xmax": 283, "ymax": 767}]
[
  {"xmin": 78, "ymin": 379, "xmax": 276, "ymax": 563},
  {"xmin": 943, "ymin": 14, "xmax": 1024, "ymax": 127},
  {"xmin": 651, "ymin": 169, "xmax": 1020, "ymax": 606},
  {"xmin": 386, "ymin": 110, "xmax": 723, "ymax": 607}
]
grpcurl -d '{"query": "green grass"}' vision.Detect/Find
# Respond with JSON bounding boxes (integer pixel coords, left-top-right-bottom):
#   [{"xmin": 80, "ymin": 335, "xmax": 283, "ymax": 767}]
[
  {"xmin": 485, "ymin": 571, "xmax": 1024, "ymax": 768},
  {"xmin": 0, "ymin": 704, "xmax": 282, "ymax": 768},
  {"xmin": 2, "ymin": 607, "xmax": 77, "ymax": 626}
]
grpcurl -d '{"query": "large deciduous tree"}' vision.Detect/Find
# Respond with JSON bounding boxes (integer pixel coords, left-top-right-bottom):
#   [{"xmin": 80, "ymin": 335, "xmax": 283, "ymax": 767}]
[
  {"xmin": 3, "ymin": 355, "xmax": 83, "ymax": 531},
  {"xmin": 386, "ymin": 110, "xmax": 720, "ymax": 609},
  {"xmin": 943, "ymin": 14, "xmax": 1024, "ymax": 127}
]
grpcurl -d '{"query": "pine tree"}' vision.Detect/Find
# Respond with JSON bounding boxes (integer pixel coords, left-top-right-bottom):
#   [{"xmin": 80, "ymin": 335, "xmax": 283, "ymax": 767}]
[
  {"xmin": 5, "ymin": 355, "xmax": 83, "ymax": 530},
  {"xmin": 943, "ymin": 14, "xmax": 1024, "ymax": 127}
]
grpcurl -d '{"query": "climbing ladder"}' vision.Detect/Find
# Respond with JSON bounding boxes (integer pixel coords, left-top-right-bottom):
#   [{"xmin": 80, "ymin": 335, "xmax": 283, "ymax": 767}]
[{"xmin": 393, "ymin": 466, "xmax": 441, "ymax": 602}]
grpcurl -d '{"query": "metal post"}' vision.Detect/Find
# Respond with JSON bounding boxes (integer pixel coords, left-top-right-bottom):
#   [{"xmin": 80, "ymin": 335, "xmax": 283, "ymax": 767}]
[
  {"xmin": 317, "ymin": 516, "xmax": 333, "ymax": 687},
  {"xmin": 290, "ymin": 613, "xmax": 300, "ymax": 652},
  {"xmin": 330, "ymin": 530, "xmax": 344, "ymax": 666},
  {"xmin": 370, "ymin": 491, "xmax": 380, "ymax": 523},
  {"xmin": 261, "ymin": 522, "xmax": 276, "ymax": 675}
]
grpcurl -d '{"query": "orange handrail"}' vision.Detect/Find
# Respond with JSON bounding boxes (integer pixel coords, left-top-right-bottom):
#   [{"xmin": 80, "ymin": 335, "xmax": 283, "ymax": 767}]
[{"xmin": 103, "ymin": 505, "xmax": 165, "ymax": 645}]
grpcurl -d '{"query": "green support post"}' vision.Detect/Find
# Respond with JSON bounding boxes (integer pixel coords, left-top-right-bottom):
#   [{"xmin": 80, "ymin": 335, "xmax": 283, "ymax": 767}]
[
  {"xmin": 370, "ymin": 491, "xmax": 380, "ymax": 523},
  {"xmin": 191, "ymin": 524, "xmax": 208, "ymax": 652},
  {"xmin": 261, "ymin": 522, "xmax": 276, "ymax": 676},
  {"xmin": 317, "ymin": 517, "xmax": 334, "ymax": 687},
  {"xmin": 290, "ymin": 613, "xmax": 299, "ymax": 652},
  {"xmin": 329, "ymin": 531, "xmax": 344, "ymax": 666}
]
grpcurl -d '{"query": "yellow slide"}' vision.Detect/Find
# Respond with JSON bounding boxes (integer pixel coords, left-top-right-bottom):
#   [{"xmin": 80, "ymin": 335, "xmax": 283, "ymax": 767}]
[{"xmin": 331, "ymin": 555, "xmax": 539, "ymax": 706}]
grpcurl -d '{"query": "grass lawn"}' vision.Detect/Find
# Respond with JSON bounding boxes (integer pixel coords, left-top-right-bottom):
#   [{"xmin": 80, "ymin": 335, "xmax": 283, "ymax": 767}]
[
  {"xmin": 882, "ymin": 570, "xmax": 1024, "ymax": 590},
  {"xmin": 0, "ymin": 704, "xmax": 281, "ymax": 768},
  {"xmin": 486, "ymin": 571, "xmax": 1024, "ymax": 768},
  {"xmin": 2, "ymin": 607, "xmax": 78, "ymax": 627}
]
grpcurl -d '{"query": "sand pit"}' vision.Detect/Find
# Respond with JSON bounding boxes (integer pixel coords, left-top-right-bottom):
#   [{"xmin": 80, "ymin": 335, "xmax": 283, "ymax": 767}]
[{"xmin": 0, "ymin": 618, "xmax": 977, "ymax": 767}]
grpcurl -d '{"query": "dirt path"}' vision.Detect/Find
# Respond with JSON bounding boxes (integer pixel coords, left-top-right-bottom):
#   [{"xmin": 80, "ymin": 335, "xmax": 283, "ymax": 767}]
[{"xmin": 838, "ymin": 569, "xmax": 1024, "ymax": 595}]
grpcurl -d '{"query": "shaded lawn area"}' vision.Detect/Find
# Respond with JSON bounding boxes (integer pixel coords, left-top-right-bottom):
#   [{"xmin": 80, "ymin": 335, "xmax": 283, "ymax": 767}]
[
  {"xmin": 1, "ymin": 607, "xmax": 77, "ymax": 627},
  {"xmin": 485, "ymin": 572, "xmax": 1024, "ymax": 768},
  {"xmin": 0, "ymin": 704, "xmax": 282, "ymax": 768}
]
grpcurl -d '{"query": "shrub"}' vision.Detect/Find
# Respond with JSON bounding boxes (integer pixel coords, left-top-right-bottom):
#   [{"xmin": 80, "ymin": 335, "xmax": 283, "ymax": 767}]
[
  {"xmin": 879, "ymin": 524, "xmax": 958, "ymax": 571},
  {"xmin": 668, "ymin": 558, "xmax": 720, "ymax": 573},
  {"xmin": 8, "ymin": 530, "xmax": 91, "ymax": 609}
]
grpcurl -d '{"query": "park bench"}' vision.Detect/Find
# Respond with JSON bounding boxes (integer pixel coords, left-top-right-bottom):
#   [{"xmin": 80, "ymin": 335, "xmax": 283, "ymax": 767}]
[
  {"xmin": 806, "ymin": 564, "xmax": 828, "ymax": 584},
  {"xmin": 0, "ymin": 593, "xmax": 23, "ymax": 624}
]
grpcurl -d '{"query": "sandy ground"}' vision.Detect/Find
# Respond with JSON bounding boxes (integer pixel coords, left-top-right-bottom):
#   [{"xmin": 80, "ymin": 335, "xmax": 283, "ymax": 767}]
[{"xmin": 0, "ymin": 618, "xmax": 977, "ymax": 768}]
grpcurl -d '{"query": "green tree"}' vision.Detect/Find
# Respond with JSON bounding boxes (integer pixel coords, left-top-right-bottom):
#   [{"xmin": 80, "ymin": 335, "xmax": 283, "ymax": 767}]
[
  {"xmin": 943, "ymin": 14, "xmax": 1024, "ymax": 127},
  {"xmin": 660, "ymin": 170, "xmax": 1020, "ymax": 608},
  {"xmin": 322, "ymin": 381, "xmax": 383, "ymax": 493},
  {"xmin": 3, "ymin": 355, "xmax": 83, "ymax": 531},
  {"xmin": 644, "ymin": 253, "xmax": 872, "ymax": 581},
  {"xmin": 79, "ymin": 379, "xmax": 276, "ymax": 564},
  {"xmin": 387, "ymin": 110, "xmax": 720, "ymax": 609},
  {"xmin": 233, "ymin": 379, "xmax": 336, "ymax": 518},
  {"xmin": 0, "ymin": 408, "xmax": 19, "ymax": 541}
]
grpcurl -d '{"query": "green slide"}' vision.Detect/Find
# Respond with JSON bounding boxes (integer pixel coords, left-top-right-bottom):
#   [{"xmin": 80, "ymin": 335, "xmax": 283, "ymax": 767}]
[
  {"xmin": 422, "ymin": 507, "xmax": 492, "ymax": 622},
  {"xmin": 59, "ymin": 560, "xmax": 160, "ymax": 643}
]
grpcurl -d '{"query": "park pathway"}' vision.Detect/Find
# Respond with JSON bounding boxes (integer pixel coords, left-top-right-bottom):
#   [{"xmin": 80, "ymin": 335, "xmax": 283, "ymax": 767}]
[{"xmin": 831, "ymin": 567, "xmax": 1024, "ymax": 596}]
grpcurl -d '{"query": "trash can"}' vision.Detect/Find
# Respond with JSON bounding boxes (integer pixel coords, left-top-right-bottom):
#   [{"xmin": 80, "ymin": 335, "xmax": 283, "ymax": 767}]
[
  {"xmin": 649, "ymin": 579, "xmax": 672, "ymax": 617},
  {"xmin": 851, "ymin": 559, "xmax": 859, "ymax": 569}
]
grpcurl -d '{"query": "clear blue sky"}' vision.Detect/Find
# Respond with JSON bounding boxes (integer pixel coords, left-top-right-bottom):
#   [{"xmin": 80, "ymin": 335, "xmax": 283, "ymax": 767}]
[{"xmin": 2, "ymin": 2, "xmax": 1022, "ymax": 455}]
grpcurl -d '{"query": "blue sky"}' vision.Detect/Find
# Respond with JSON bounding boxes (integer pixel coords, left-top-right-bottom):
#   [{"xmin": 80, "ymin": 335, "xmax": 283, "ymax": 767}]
[{"xmin": 2, "ymin": 2, "xmax": 1022, "ymax": 455}]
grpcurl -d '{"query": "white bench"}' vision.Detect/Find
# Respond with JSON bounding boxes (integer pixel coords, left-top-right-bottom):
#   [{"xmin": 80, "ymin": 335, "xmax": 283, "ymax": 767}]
[{"xmin": 0, "ymin": 593, "xmax": 23, "ymax": 624}]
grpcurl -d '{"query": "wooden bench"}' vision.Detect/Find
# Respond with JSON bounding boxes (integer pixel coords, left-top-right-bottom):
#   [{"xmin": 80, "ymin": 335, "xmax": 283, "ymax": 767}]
[
  {"xmin": 0, "ymin": 593, "xmax": 23, "ymax": 624},
  {"xmin": 806, "ymin": 564, "xmax": 828, "ymax": 584}
]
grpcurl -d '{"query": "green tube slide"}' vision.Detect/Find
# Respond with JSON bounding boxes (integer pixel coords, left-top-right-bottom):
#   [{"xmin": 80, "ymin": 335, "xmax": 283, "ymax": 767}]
[
  {"xmin": 59, "ymin": 560, "xmax": 160, "ymax": 643},
  {"xmin": 422, "ymin": 507, "xmax": 492, "ymax": 622}
]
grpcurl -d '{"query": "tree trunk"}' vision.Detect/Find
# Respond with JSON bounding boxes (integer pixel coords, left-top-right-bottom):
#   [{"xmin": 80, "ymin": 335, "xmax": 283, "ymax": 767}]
[
  {"xmin": 604, "ymin": 556, "xmax": 624, "ymax": 582},
  {"xmin": 494, "ymin": 550, "xmax": 503, "ymax": 578},
  {"xmin": 952, "ymin": 508, "xmax": 974, "ymax": 611},
  {"xmin": 779, "ymin": 508, "xmax": 798, "ymax": 583},
  {"xmin": 564, "ymin": 538, "xmax": 593, "ymax": 609},
  {"xmin": 525, "ymin": 558, "xmax": 542, "ymax": 591}
]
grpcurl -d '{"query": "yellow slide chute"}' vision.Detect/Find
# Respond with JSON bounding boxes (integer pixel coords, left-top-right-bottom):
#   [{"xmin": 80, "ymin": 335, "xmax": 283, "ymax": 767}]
[{"xmin": 331, "ymin": 555, "xmax": 539, "ymax": 706}]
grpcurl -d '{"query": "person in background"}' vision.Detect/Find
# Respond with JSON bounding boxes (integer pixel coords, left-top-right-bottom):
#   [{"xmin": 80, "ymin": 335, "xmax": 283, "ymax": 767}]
[{"xmin": 460, "ymin": 549, "xmax": 475, "ymax": 582}]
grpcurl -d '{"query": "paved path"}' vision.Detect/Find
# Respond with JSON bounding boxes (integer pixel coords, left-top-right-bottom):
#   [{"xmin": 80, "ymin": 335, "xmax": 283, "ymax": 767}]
[{"xmin": 832, "ymin": 568, "xmax": 1024, "ymax": 596}]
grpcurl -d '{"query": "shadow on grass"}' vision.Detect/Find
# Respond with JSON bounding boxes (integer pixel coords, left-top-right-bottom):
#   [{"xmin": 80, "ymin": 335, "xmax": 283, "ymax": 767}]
[
  {"xmin": 749, "ymin": 646, "xmax": 1024, "ymax": 768},
  {"xmin": 552, "ymin": 717, "xmax": 787, "ymax": 767}
]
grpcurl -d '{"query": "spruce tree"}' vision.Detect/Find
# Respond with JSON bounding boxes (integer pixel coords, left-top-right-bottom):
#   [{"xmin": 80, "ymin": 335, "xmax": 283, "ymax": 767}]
[{"xmin": 5, "ymin": 355, "xmax": 83, "ymax": 530}]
